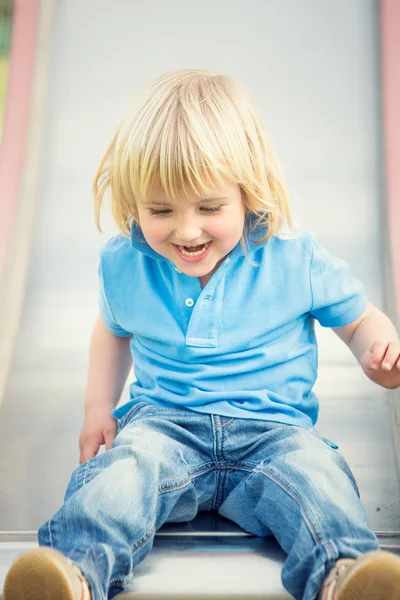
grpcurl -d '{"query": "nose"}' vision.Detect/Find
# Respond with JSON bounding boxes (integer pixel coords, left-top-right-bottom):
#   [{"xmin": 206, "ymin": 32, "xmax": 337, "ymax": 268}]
[{"xmin": 174, "ymin": 214, "xmax": 203, "ymax": 244}]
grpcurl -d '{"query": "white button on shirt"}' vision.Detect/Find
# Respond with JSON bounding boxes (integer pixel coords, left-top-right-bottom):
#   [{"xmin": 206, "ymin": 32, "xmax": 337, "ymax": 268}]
[{"xmin": 185, "ymin": 298, "xmax": 195, "ymax": 307}]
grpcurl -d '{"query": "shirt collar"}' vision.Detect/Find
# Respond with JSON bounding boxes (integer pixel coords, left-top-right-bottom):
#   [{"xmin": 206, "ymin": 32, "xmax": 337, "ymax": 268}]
[{"xmin": 129, "ymin": 214, "xmax": 269, "ymax": 261}]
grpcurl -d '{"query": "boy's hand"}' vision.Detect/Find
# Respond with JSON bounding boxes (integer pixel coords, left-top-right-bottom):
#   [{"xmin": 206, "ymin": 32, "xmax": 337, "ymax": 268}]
[
  {"xmin": 360, "ymin": 341, "xmax": 400, "ymax": 389},
  {"xmin": 79, "ymin": 412, "xmax": 117, "ymax": 464}
]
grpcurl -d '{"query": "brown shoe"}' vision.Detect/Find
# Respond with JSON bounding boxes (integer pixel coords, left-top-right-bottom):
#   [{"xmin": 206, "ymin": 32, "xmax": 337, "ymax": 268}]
[
  {"xmin": 3, "ymin": 547, "xmax": 91, "ymax": 600},
  {"xmin": 317, "ymin": 550, "xmax": 400, "ymax": 599}
]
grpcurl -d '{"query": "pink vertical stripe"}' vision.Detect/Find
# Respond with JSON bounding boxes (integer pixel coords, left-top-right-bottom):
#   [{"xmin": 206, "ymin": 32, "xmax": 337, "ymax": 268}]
[
  {"xmin": 0, "ymin": 0, "xmax": 40, "ymax": 277},
  {"xmin": 381, "ymin": 0, "xmax": 400, "ymax": 319}
]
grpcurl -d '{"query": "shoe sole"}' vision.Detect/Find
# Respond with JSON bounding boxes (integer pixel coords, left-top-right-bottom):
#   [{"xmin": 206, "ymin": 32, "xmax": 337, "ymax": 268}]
[
  {"xmin": 3, "ymin": 547, "xmax": 82, "ymax": 600},
  {"xmin": 338, "ymin": 550, "xmax": 400, "ymax": 600}
]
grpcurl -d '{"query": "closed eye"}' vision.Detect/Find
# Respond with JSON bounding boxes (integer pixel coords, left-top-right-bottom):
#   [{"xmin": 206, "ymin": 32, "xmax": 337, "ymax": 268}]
[
  {"xmin": 149, "ymin": 209, "xmax": 172, "ymax": 215},
  {"xmin": 149, "ymin": 206, "xmax": 221, "ymax": 216},
  {"xmin": 201, "ymin": 206, "xmax": 221, "ymax": 213}
]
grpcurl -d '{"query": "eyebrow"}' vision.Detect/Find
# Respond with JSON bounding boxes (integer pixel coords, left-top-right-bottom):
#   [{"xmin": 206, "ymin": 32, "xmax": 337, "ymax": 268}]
[{"xmin": 142, "ymin": 197, "xmax": 228, "ymax": 207}]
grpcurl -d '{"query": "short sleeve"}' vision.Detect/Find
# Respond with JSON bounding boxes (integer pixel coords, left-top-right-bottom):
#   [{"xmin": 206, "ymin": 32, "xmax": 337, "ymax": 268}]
[
  {"xmin": 309, "ymin": 238, "xmax": 367, "ymax": 327},
  {"xmin": 98, "ymin": 259, "xmax": 132, "ymax": 337}
]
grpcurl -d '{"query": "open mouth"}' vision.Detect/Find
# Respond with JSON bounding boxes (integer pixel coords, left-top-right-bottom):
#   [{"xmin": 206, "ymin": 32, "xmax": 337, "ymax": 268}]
[
  {"xmin": 173, "ymin": 241, "xmax": 212, "ymax": 262},
  {"xmin": 177, "ymin": 242, "xmax": 210, "ymax": 256}
]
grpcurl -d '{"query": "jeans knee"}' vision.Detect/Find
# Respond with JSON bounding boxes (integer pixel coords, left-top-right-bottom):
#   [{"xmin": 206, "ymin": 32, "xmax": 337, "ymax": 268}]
[{"xmin": 63, "ymin": 446, "xmax": 135, "ymax": 501}]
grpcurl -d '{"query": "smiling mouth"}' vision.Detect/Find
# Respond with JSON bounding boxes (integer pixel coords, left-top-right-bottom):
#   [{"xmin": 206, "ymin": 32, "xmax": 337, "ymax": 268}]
[{"xmin": 175, "ymin": 242, "xmax": 210, "ymax": 256}]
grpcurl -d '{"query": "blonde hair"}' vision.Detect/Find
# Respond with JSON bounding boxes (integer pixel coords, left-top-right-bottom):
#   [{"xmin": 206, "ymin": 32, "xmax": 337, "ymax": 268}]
[{"xmin": 93, "ymin": 69, "xmax": 294, "ymax": 249}]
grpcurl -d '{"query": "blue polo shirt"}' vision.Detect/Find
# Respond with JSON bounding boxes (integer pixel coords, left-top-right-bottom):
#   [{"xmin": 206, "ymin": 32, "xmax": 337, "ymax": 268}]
[{"xmin": 99, "ymin": 220, "xmax": 366, "ymax": 429}]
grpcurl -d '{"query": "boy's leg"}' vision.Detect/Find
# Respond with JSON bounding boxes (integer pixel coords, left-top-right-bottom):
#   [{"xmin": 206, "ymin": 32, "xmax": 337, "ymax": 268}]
[
  {"xmin": 217, "ymin": 422, "xmax": 381, "ymax": 600},
  {"xmin": 36, "ymin": 404, "xmax": 214, "ymax": 600}
]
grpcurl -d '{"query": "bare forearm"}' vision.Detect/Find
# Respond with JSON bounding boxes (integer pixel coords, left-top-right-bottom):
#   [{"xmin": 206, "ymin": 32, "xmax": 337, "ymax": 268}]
[
  {"xmin": 349, "ymin": 308, "xmax": 399, "ymax": 363},
  {"xmin": 84, "ymin": 314, "xmax": 133, "ymax": 416},
  {"xmin": 346, "ymin": 306, "xmax": 400, "ymax": 389}
]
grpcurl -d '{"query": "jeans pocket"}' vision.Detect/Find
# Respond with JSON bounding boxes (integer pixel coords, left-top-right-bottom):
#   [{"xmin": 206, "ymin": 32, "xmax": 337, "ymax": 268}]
[
  {"xmin": 310, "ymin": 428, "xmax": 360, "ymax": 496},
  {"xmin": 309, "ymin": 428, "xmax": 339, "ymax": 450},
  {"xmin": 116, "ymin": 401, "xmax": 149, "ymax": 433}
]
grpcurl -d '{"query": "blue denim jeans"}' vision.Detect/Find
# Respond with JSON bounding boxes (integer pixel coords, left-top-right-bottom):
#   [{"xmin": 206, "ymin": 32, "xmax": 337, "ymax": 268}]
[{"xmin": 38, "ymin": 401, "xmax": 379, "ymax": 600}]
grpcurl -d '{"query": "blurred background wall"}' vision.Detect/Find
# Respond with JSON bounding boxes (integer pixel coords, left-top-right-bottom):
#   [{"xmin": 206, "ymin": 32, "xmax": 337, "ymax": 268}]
[{"xmin": 0, "ymin": 0, "xmax": 12, "ymax": 140}]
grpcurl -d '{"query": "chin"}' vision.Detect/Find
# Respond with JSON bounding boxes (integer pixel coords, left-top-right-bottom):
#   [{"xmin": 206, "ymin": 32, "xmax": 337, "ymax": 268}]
[{"xmin": 181, "ymin": 264, "xmax": 213, "ymax": 275}]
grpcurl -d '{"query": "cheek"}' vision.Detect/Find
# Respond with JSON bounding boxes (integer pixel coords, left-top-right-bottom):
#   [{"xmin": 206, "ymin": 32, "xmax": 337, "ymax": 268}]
[
  {"xmin": 143, "ymin": 220, "xmax": 171, "ymax": 243},
  {"xmin": 211, "ymin": 216, "xmax": 244, "ymax": 242}
]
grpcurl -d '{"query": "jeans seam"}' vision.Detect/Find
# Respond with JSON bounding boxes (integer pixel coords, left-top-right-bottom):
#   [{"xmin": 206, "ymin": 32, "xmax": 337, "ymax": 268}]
[
  {"xmin": 220, "ymin": 419, "xmax": 226, "ymax": 461},
  {"xmin": 82, "ymin": 460, "xmax": 92, "ymax": 487},
  {"xmin": 158, "ymin": 464, "xmax": 257, "ymax": 499},
  {"xmin": 131, "ymin": 527, "xmax": 156, "ymax": 553},
  {"xmin": 304, "ymin": 562, "xmax": 329, "ymax": 596},
  {"xmin": 188, "ymin": 460, "xmax": 216, "ymax": 475},
  {"xmin": 118, "ymin": 401, "xmax": 147, "ymax": 431},
  {"xmin": 325, "ymin": 539, "xmax": 338, "ymax": 562},
  {"xmin": 255, "ymin": 464, "xmax": 323, "ymax": 545},
  {"xmin": 305, "ymin": 540, "xmax": 339, "ymax": 592},
  {"xmin": 165, "ymin": 463, "xmax": 255, "ymax": 491},
  {"xmin": 158, "ymin": 465, "xmax": 216, "ymax": 493},
  {"xmin": 158, "ymin": 476, "xmax": 193, "ymax": 493},
  {"xmin": 157, "ymin": 461, "xmax": 210, "ymax": 492},
  {"xmin": 109, "ymin": 527, "xmax": 156, "ymax": 587},
  {"xmin": 47, "ymin": 519, "xmax": 53, "ymax": 548},
  {"xmin": 211, "ymin": 415, "xmax": 220, "ymax": 466},
  {"xmin": 215, "ymin": 418, "xmax": 234, "ymax": 428}
]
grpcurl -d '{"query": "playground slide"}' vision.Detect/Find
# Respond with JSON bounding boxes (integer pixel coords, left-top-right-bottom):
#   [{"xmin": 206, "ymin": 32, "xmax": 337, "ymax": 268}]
[{"xmin": 1, "ymin": 1, "xmax": 399, "ymax": 598}]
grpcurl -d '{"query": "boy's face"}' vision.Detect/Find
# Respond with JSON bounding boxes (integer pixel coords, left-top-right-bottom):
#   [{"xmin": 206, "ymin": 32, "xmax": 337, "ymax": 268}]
[{"xmin": 136, "ymin": 183, "xmax": 246, "ymax": 281}]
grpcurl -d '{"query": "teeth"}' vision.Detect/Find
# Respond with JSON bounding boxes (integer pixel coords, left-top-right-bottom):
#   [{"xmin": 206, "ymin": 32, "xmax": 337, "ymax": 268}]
[{"xmin": 178, "ymin": 242, "xmax": 209, "ymax": 257}]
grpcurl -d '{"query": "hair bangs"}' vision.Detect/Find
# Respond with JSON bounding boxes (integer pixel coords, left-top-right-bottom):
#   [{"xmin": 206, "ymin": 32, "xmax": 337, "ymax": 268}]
[
  {"xmin": 133, "ymin": 97, "xmax": 240, "ymax": 205},
  {"xmin": 94, "ymin": 69, "xmax": 294, "ymax": 244}
]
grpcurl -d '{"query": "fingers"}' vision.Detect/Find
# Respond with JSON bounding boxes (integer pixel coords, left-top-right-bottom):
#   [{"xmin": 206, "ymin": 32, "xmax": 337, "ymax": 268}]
[
  {"xmin": 104, "ymin": 424, "xmax": 117, "ymax": 451},
  {"xmin": 79, "ymin": 419, "xmax": 117, "ymax": 463},
  {"xmin": 79, "ymin": 441, "xmax": 100, "ymax": 465},
  {"xmin": 369, "ymin": 340, "xmax": 400, "ymax": 371},
  {"xmin": 381, "ymin": 340, "xmax": 400, "ymax": 370}
]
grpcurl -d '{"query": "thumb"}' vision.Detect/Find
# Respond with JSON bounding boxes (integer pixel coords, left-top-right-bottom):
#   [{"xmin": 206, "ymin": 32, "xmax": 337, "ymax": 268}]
[{"xmin": 80, "ymin": 440, "xmax": 100, "ymax": 464}]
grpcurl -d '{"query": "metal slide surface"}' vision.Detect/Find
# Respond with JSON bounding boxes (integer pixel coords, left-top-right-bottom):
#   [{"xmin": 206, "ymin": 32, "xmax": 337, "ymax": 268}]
[{"xmin": 1, "ymin": 1, "xmax": 399, "ymax": 598}]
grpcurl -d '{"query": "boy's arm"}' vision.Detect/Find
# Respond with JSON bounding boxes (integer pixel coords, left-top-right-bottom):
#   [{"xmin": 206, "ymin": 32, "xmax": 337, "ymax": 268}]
[
  {"xmin": 84, "ymin": 314, "xmax": 133, "ymax": 416},
  {"xmin": 332, "ymin": 302, "xmax": 400, "ymax": 389},
  {"xmin": 79, "ymin": 314, "xmax": 133, "ymax": 463}
]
